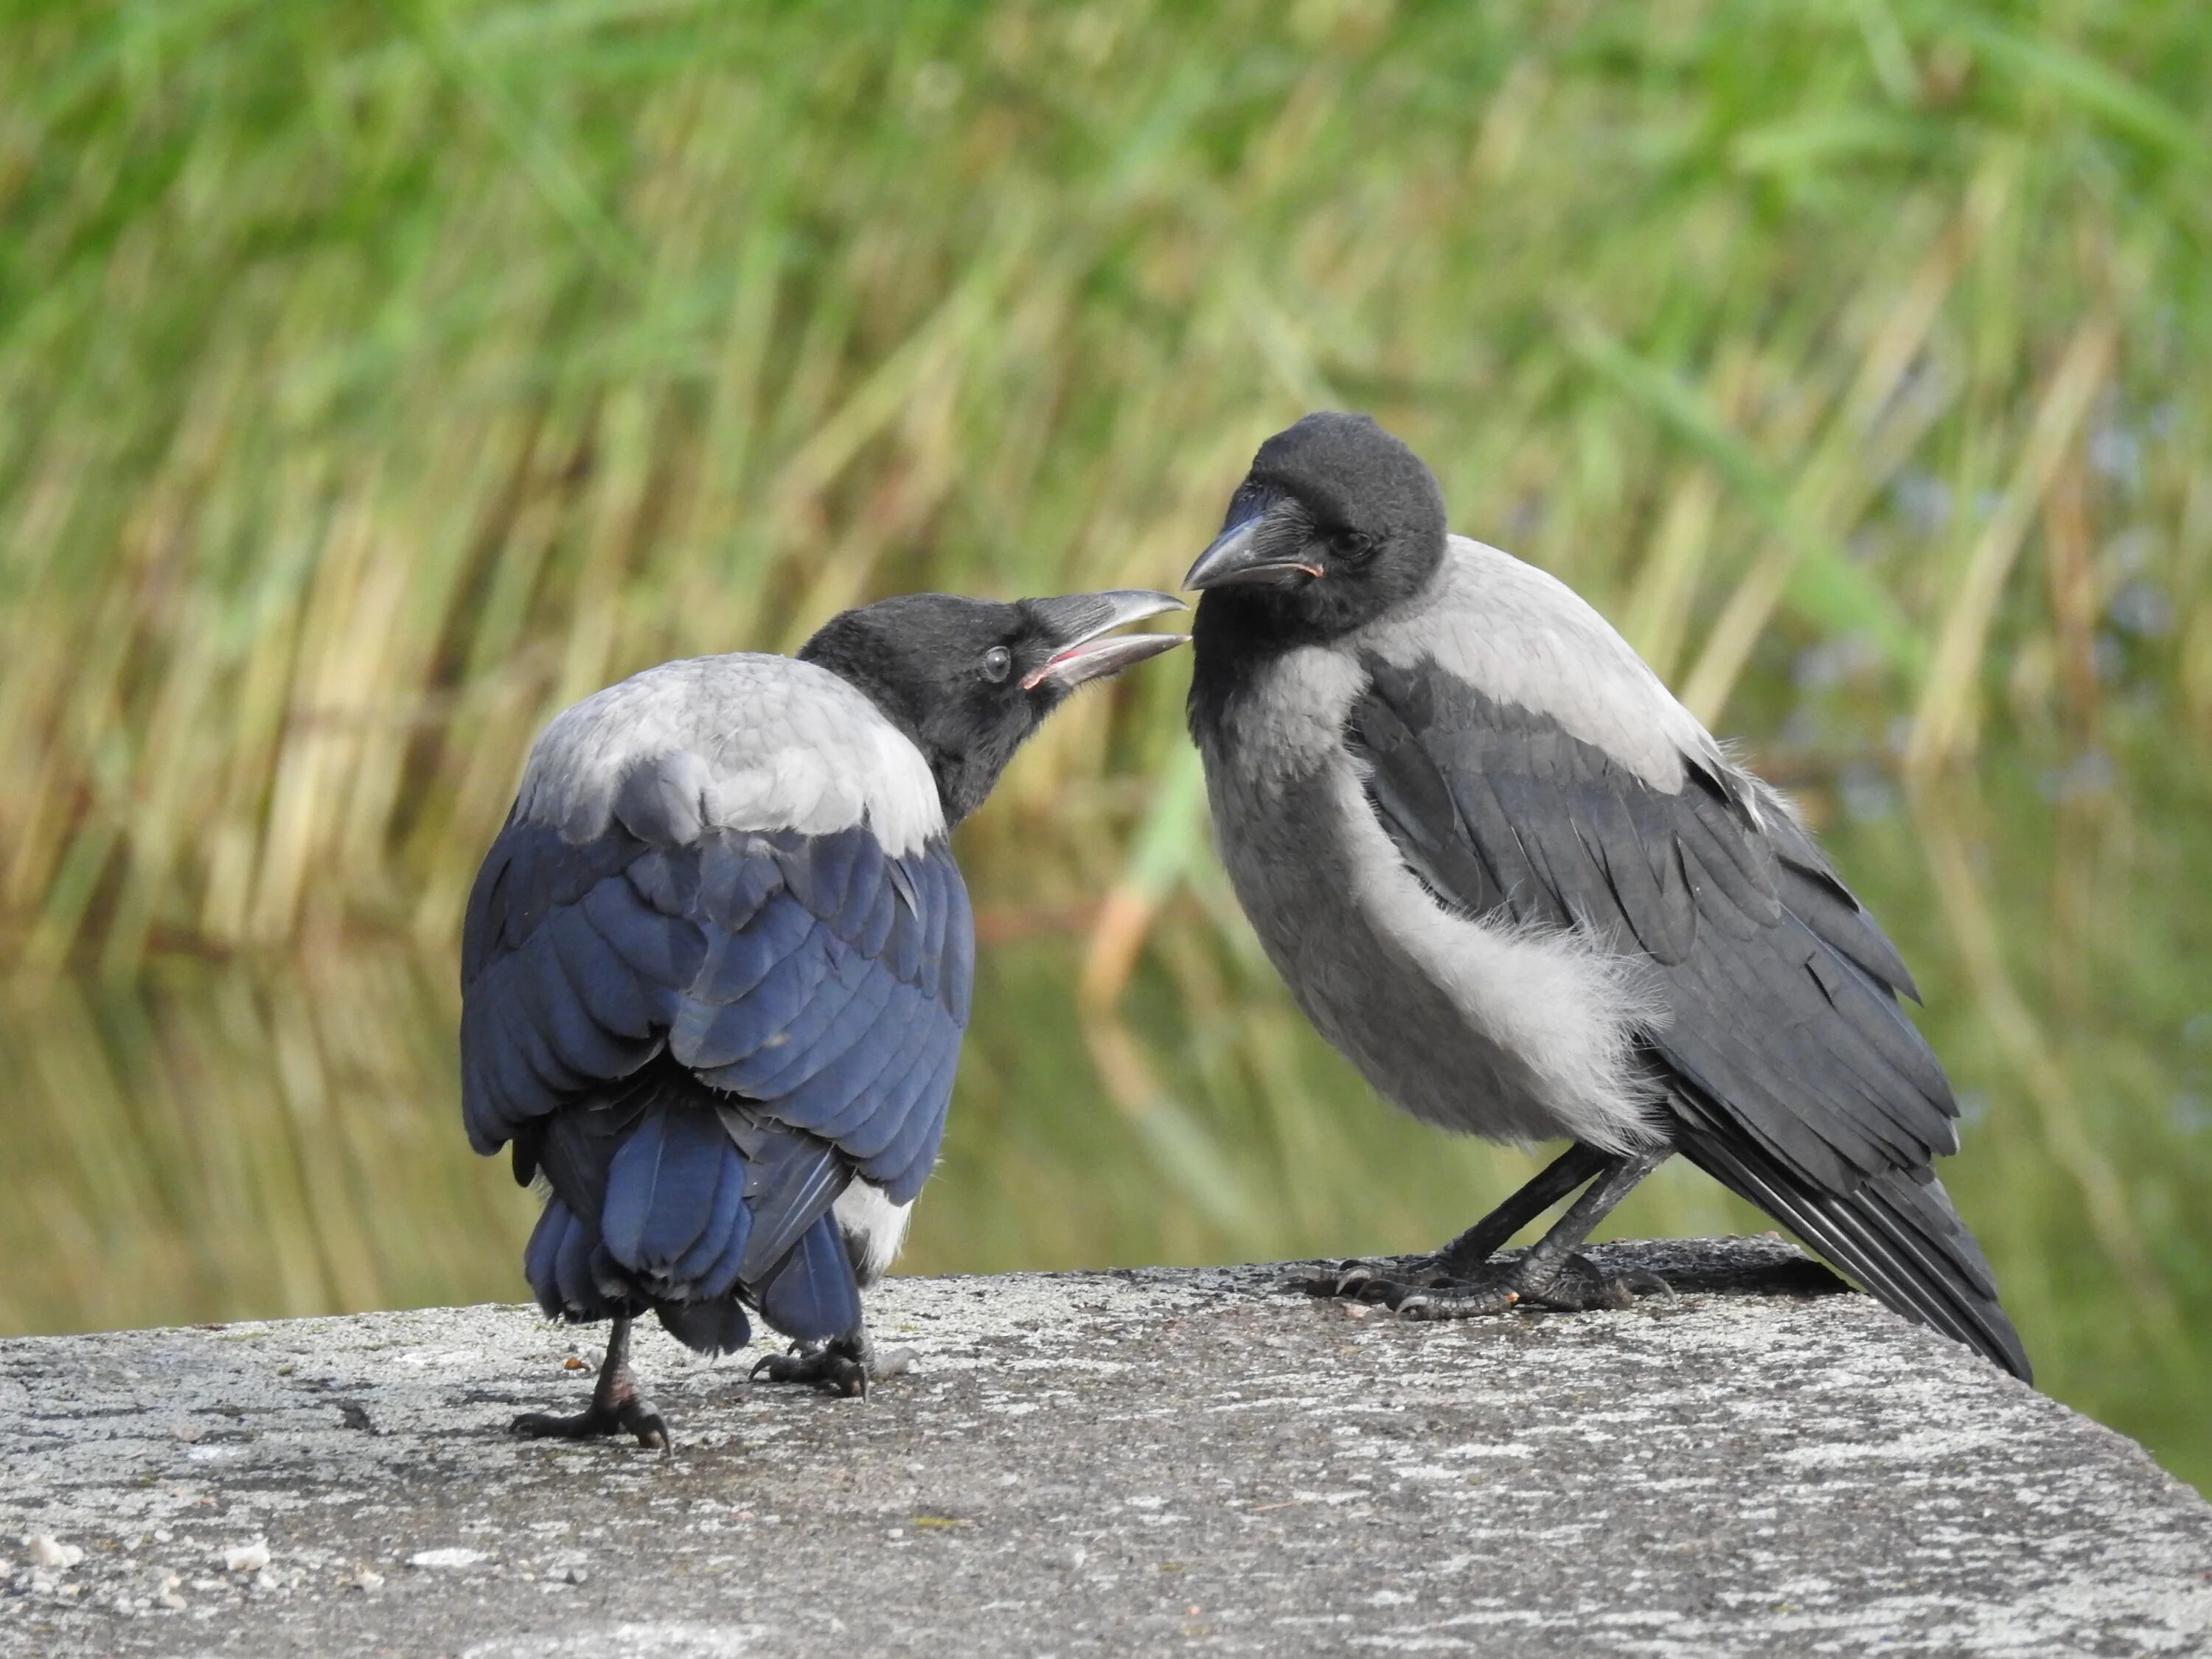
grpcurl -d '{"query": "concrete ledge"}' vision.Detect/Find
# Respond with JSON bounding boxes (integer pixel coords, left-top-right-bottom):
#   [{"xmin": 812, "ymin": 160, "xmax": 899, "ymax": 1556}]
[{"xmin": 3, "ymin": 1238, "xmax": 2208, "ymax": 1657}]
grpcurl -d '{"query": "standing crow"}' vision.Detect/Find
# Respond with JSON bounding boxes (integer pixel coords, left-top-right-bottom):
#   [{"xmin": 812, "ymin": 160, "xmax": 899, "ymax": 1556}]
[
  {"xmin": 1183, "ymin": 412, "xmax": 2028, "ymax": 1380},
  {"xmin": 463, "ymin": 590, "xmax": 1186, "ymax": 1447}
]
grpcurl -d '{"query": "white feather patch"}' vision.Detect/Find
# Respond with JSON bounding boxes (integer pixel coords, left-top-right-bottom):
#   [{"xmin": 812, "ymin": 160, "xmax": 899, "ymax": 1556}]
[
  {"xmin": 833, "ymin": 1181, "xmax": 914, "ymax": 1289},
  {"xmin": 1329, "ymin": 765, "xmax": 1666, "ymax": 1151},
  {"xmin": 515, "ymin": 653, "xmax": 944, "ymax": 858}
]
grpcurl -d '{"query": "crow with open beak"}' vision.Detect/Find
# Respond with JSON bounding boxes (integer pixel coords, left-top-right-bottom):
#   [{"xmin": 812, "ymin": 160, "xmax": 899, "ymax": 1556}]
[
  {"xmin": 1183, "ymin": 412, "xmax": 2028, "ymax": 1380},
  {"xmin": 462, "ymin": 589, "xmax": 1187, "ymax": 1447}
]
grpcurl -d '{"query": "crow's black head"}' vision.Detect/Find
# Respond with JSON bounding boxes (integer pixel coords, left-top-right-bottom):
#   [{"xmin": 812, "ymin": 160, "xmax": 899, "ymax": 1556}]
[
  {"xmin": 1184, "ymin": 413, "xmax": 1447, "ymax": 649},
  {"xmin": 802, "ymin": 589, "xmax": 1184, "ymax": 825}
]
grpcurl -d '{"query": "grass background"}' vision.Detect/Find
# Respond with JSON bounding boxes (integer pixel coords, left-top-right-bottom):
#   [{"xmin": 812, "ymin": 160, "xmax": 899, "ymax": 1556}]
[{"xmin": 2, "ymin": 0, "xmax": 2208, "ymax": 1492}]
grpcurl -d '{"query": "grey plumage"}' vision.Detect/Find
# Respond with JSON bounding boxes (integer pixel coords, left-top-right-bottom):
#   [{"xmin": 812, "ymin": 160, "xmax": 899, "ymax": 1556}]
[
  {"xmin": 518, "ymin": 653, "xmax": 948, "ymax": 857},
  {"xmin": 1192, "ymin": 580, "xmax": 1663, "ymax": 1151},
  {"xmin": 1186, "ymin": 412, "xmax": 2027, "ymax": 1380}
]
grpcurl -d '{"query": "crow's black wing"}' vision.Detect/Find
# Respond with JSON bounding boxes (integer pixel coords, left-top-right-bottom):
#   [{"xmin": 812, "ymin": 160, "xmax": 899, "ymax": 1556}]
[
  {"xmin": 461, "ymin": 814, "xmax": 970, "ymax": 1346},
  {"xmin": 1349, "ymin": 651, "xmax": 2027, "ymax": 1378}
]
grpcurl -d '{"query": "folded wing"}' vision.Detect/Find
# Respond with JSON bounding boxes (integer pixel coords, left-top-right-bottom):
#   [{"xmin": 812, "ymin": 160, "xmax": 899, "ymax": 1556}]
[
  {"xmin": 462, "ymin": 801, "xmax": 970, "ymax": 1349},
  {"xmin": 1348, "ymin": 650, "xmax": 2027, "ymax": 1378}
]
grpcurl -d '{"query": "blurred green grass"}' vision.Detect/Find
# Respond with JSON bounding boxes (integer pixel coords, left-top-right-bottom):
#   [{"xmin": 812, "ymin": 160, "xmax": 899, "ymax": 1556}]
[{"xmin": 2, "ymin": 0, "xmax": 2209, "ymax": 1493}]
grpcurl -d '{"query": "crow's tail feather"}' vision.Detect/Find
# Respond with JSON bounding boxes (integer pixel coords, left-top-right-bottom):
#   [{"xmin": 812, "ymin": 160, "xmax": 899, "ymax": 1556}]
[
  {"xmin": 1679, "ymin": 1130, "xmax": 2031, "ymax": 1382},
  {"xmin": 655, "ymin": 1296, "xmax": 754, "ymax": 1356},
  {"xmin": 518, "ymin": 1059, "xmax": 863, "ymax": 1351},
  {"xmin": 758, "ymin": 1211, "xmax": 865, "ymax": 1343}
]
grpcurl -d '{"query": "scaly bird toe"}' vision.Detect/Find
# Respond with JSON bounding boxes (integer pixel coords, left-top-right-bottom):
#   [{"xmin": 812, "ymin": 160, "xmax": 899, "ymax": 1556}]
[
  {"xmin": 509, "ymin": 1397, "xmax": 669, "ymax": 1451},
  {"xmin": 751, "ymin": 1332, "xmax": 905, "ymax": 1399},
  {"xmin": 509, "ymin": 1316, "xmax": 672, "ymax": 1451}
]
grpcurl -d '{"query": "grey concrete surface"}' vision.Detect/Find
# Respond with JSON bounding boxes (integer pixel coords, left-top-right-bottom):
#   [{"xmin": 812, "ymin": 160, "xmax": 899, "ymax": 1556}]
[{"xmin": 2, "ymin": 1238, "xmax": 2208, "ymax": 1658}]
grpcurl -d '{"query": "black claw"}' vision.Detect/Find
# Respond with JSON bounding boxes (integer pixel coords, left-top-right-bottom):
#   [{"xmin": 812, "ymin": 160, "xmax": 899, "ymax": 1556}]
[
  {"xmin": 1298, "ymin": 1245, "xmax": 1669, "ymax": 1323},
  {"xmin": 1515, "ymin": 1256, "xmax": 1675, "ymax": 1313},
  {"xmin": 510, "ymin": 1409, "xmax": 579, "ymax": 1438},
  {"xmin": 1299, "ymin": 1253, "xmax": 1455, "ymax": 1301},
  {"xmin": 510, "ymin": 1316, "xmax": 671, "ymax": 1451},
  {"xmin": 509, "ymin": 1399, "xmax": 669, "ymax": 1450},
  {"xmin": 619, "ymin": 1398, "xmax": 672, "ymax": 1451},
  {"xmin": 751, "ymin": 1335, "xmax": 898, "ymax": 1399},
  {"xmin": 1395, "ymin": 1283, "xmax": 1518, "ymax": 1321},
  {"xmin": 754, "ymin": 1350, "xmax": 869, "ymax": 1397}
]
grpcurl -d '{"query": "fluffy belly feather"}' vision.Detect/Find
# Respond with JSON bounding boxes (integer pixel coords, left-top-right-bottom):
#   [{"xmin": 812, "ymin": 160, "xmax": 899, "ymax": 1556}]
[{"xmin": 1209, "ymin": 755, "xmax": 1661, "ymax": 1152}]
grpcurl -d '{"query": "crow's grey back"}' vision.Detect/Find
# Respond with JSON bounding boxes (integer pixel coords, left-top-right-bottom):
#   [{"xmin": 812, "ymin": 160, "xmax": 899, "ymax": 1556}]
[
  {"xmin": 514, "ymin": 653, "xmax": 944, "ymax": 857},
  {"xmin": 1367, "ymin": 537, "xmax": 1724, "ymax": 793}
]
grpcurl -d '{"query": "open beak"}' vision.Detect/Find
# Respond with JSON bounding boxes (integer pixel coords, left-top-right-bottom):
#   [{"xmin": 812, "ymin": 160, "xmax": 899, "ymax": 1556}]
[
  {"xmin": 1183, "ymin": 499, "xmax": 1323, "ymax": 591},
  {"xmin": 1023, "ymin": 590, "xmax": 1189, "ymax": 691}
]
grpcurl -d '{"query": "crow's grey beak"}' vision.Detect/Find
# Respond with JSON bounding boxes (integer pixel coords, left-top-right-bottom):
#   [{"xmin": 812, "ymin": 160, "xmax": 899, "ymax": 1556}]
[
  {"xmin": 1023, "ymin": 590, "xmax": 1188, "ymax": 691},
  {"xmin": 1182, "ymin": 502, "xmax": 1323, "ymax": 591}
]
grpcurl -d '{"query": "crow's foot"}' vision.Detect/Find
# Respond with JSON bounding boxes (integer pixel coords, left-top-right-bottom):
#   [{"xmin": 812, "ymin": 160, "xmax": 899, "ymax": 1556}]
[
  {"xmin": 1303, "ymin": 1147, "xmax": 1677, "ymax": 1321},
  {"xmin": 510, "ymin": 1315, "xmax": 669, "ymax": 1450},
  {"xmin": 1299, "ymin": 1253, "xmax": 1458, "ymax": 1300},
  {"xmin": 1306, "ymin": 1251, "xmax": 1672, "ymax": 1321},
  {"xmin": 751, "ymin": 1333, "xmax": 912, "ymax": 1399},
  {"xmin": 511, "ymin": 1395, "xmax": 669, "ymax": 1450}
]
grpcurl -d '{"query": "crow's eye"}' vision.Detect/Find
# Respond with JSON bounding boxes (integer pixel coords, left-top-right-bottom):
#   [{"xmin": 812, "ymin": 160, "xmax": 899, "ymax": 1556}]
[
  {"xmin": 1332, "ymin": 529, "xmax": 1374, "ymax": 563},
  {"xmin": 981, "ymin": 646, "xmax": 1013, "ymax": 684}
]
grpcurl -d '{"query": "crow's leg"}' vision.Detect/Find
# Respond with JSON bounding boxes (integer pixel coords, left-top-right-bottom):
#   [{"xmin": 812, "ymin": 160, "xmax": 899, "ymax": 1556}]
[
  {"xmin": 1395, "ymin": 1144, "xmax": 1674, "ymax": 1318},
  {"xmin": 1434, "ymin": 1143, "xmax": 1619, "ymax": 1276},
  {"xmin": 1315, "ymin": 1144, "xmax": 1613, "ymax": 1298},
  {"xmin": 511, "ymin": 1315, "xmax": 670, "ymax": 1450},
  {"xmin": 1323, "ymin": 1146, "xmax": 1677, "ymax": 1319},
  {"xmin": 751, "ymin": 1325, "xmax": 913, "ymax": 1399}
]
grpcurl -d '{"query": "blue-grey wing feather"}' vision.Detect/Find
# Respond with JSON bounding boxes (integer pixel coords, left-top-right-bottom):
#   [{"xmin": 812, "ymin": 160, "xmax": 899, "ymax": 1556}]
[{"xmin": 462, "ymin": 810, "xmax": 970, "ymax": 1350}]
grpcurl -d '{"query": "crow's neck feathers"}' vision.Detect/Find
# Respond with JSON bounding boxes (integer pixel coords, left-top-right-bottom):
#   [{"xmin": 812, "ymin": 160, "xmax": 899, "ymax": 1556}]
[{"xmin": 800, "ymin": 598, "xmax": 1056, "ymax": 830}]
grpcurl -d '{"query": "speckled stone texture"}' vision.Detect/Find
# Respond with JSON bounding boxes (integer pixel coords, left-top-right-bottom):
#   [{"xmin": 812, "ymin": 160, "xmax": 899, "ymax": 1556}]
[{"xmin": 3, "ymin": 1239, "xmax": 2208, "ymax": 1658}]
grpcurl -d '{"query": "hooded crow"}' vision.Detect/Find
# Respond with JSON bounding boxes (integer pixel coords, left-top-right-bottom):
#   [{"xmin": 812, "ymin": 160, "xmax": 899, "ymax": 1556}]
[
  {"xmin": 1183, "ymin": 412, "xmax": 2028, "ymax": 1380},
  {"xmin": 463, "ymin": 589, "xmax": 1186, "ymax": 1446}
]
